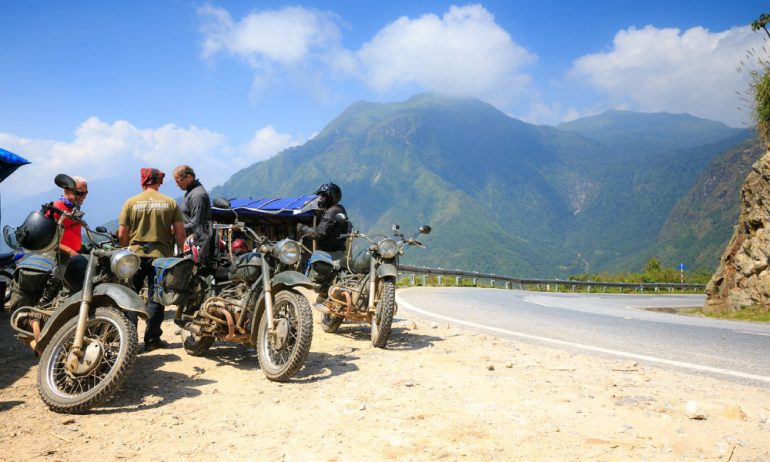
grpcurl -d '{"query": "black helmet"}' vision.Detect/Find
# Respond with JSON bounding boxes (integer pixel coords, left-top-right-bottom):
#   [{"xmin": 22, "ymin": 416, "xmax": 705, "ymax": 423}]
[
  {"xmin": 314, "ymin": 182, "xmax": 342, "ymax": 208},
  {"xmin": 15, "ymin": 210, "xmax": 59, "ymax": 252}
]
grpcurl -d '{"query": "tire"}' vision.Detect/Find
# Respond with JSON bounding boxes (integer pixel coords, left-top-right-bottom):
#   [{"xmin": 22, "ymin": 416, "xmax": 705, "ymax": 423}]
[
  {"xmin": 37, "ymin": 307, "xmax": 138, "ymax": 414},
  {"xmin": 320, "ymin": 313, "xmax": 343, "ymax": 333},
  {"xmin": 181, "ymin": 329, "xmax": 215, "ymax": 356},
  {"xmin": 370, "ymin": 278, "xmax": 396, "ymax": 348},
  {"xmin": 0, "ymin": 271, "xmax": 12, "ymax": 305},
  {"xmin": 257, "ymin": 289, "xmax": 313, "ymax": 382}
]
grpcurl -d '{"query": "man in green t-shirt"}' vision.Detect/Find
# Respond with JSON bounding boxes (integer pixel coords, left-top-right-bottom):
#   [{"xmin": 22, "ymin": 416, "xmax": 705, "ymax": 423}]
[{"xmin": 118, "ymin": 168, "xmax": 186, "ymax": 352}]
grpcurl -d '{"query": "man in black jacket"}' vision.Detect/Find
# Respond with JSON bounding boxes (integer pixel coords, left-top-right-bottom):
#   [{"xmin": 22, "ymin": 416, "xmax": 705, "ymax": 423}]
[
  {"xmin": 173, "ymin": 165, "xmax": 212, "ymax": 262},
  {"xmin": 298, "ymin": 182, "xmax": 348, "ymax": 255}
]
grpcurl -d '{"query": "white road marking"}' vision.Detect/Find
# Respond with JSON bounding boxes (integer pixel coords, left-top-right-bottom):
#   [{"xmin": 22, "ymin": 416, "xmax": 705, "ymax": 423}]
[{"xmin": 396, "ymin": 293, "xmax": 770, "ymax": 384}]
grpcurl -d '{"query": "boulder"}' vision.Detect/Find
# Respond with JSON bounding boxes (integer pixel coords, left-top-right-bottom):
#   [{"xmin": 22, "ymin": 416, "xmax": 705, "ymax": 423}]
[{"xmin": 706, "ymin": 148, "xmax": 770, "ymax": 312}]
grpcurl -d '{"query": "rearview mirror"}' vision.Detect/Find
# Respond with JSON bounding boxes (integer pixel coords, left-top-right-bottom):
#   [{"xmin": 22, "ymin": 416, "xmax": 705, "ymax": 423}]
[
  {"xmin": 95, "ymin": 226, "xmax": 108, "ymax": 233},
  {"xmin": 419, "ymin": 225, "xmax": 431, "ymax": 235},
  {"xmin": 54, "ymin": 173, "xmax": 76, "ymax": 191}
]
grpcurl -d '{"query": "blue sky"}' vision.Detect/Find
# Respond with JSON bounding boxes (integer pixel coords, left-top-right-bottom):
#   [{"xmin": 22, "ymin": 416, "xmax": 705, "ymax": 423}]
[{"xmin": 0, "ymin": 1, "xmax": 768, "ymax": 203}]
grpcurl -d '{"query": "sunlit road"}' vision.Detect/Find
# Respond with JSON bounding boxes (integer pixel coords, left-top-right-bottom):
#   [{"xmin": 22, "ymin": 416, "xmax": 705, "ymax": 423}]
[{"xmin": 396, "ymin": 287, "xmax": 770, "ymax": 386}]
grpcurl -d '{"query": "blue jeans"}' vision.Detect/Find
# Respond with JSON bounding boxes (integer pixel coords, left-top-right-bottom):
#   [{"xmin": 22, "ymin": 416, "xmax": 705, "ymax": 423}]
[{"xmin": 130, "ymin": 257, "xmax": 165, "ymax": 343}]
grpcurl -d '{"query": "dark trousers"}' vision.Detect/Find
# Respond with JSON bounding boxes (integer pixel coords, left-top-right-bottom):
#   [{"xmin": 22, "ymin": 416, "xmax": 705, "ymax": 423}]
[{"xmin": 130, "ymin": 257, "xmax": 165, "ymax": 343}]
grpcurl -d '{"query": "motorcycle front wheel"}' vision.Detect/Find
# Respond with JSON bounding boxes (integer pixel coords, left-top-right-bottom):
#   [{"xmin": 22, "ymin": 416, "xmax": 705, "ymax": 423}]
[
  {"xmin": 37, "ymin": 307, "xmax": 138, "ymax": 414},
  {"xmin": 370, "ymin": 278, "xmax": 396, "ymax": 348},
  {"xmin": 256, "ymin": 289, "xmax": 313, "ymax": 382}
]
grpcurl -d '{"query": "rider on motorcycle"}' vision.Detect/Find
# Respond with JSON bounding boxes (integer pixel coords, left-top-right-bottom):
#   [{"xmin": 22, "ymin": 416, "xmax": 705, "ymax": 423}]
[{"xmin": 297, "ymin": 183, "xmax": 349, "ymax": 295}]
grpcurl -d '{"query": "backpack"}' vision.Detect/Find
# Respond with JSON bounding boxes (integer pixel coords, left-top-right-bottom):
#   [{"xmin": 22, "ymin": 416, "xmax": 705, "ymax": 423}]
[
  {"xmin": 152, "ymin": 257, "xmax": 194, "ymax": 306},
  {"xmin": 9, "ymin": 254, "xmax": 55, "ymax": 310}
]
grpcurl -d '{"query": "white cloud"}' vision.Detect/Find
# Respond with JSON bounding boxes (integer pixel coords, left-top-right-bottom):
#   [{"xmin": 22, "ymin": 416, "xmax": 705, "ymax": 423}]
[
  {"xmin": 197, "ymin": 4, "xmax": 535, "ymax": 107},
  {"xmin": 0, "ymin": 118, "xmax": 300, "ymax": 202},
  {"xmin": 243, "ymin": 125, "xmax": 303, "ymax": 162},
  {"xmin": 568, "ymin": 25, "xmax": 764, "ymax": 127},
  {"xmin": 198, "ymin": 4, "xmax": 352, "ymax": 72},
  {"xmin": 358, "ymin": 4, "xmax": 535, "ymax": 102}
]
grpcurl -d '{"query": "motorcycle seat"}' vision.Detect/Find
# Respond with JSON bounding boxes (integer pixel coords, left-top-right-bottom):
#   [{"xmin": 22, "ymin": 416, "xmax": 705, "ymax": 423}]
[{"xmin": 0, "ymin": 252, "xmax": 17, "ymax": 266}]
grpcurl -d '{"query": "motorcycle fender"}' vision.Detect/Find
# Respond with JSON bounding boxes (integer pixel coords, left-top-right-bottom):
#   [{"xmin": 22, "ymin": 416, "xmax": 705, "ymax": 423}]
[
  {"xmin": 34, "ymin": 283, "xmax": 148, "ymax": 355},
  {"xmin": 376, "ymin": 263, "xmax": 398, "ymax": 279},
  {"xmin": 271, "ymin": 271, "xmax": 313, "ymax": 291}
]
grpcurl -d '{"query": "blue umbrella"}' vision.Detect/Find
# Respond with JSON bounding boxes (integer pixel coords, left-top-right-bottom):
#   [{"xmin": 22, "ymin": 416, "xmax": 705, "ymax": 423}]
[{"xmin": 0, "ymin": 148, "xmax": 30, "ymax": 183}]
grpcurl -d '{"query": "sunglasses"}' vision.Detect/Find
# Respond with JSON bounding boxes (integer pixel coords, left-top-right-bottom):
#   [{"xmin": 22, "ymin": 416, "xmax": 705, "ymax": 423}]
[{"xmin": 74, "ymin": 190, "xmax": 88, "ymax": 197}]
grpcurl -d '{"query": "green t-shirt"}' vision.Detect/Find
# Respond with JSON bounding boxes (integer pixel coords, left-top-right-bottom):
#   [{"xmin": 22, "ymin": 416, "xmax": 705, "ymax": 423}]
[{"xmin": 119, "ymin": 189, "xmax": 183, "ymax": 258}]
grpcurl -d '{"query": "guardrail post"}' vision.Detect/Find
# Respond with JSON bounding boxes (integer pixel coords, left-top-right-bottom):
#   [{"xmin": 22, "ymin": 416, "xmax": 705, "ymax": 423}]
[
  {"xmin": 438, "ymin": 275, "xmax": 443, "ymax": 285},
  {"xmin": 422, "ymin": 275, "xmax": 428, "ymax": 286},
  {"xmin": 410, "ymin": 274, "xmax": 415, "ymax": 286},
  {"xmin": 546, "ymin": 283, "xmax": 550, "ymax": 292},
  {"xmin": 473, "ymin": 277, "xmax": 477, "ymax": 286},
  {"xmin": 587, "ymin": 285, "xmax": 591, "ymax": 293},
  {"xmin": 490, "ymin": 280, "xmax": 495, "ymax": 288},
  {"xmin": 456, "ymin": 276, "xmax": 461, "ymax": 286},
  {"xmin": 571, "ymin": 284, "xmax": 576, "ymax": 292},
  {"xmin": 505, "ymin": 281, "xmax": 510, "ymax": 290}
]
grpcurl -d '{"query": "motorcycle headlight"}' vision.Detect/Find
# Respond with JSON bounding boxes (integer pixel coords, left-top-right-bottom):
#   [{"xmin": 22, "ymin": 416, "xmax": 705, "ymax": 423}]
[
  {"xmin": 273, "ymin": 239, "xmax": 301, "ymax": 266},
  {"xmin": 377, "ymin": 238, "xmax": 398, "ymax": 259},
  {"xmin": 110, "ymin": 249, "xmax": 141, "ymax": 279}
]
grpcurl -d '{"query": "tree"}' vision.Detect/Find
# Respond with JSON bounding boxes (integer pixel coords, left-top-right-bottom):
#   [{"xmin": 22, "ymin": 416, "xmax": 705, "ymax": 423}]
[{"xmin": 744, "ymin": 13, "xmax": 770, "ymax": 143}]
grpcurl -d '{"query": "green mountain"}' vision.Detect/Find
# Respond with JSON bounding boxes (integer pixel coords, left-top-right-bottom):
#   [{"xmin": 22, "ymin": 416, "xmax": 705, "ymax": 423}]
[
  {"xmin": 650, "ymin": 138, "xmax": 765, "ymax": 272},
  {"xmin": 213, "ymin": 94, "xmax": 752, "ymax": 277}
]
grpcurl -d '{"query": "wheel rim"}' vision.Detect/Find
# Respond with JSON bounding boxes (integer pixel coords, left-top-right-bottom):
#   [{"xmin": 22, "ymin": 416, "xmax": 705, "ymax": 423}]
[
  {"xmin": 44, "ymin": 316, "xmax": 125, "ymax": 398},
  {"xmin": 261, "ymin": 297, "xmax": 300, "ymax": 368}
]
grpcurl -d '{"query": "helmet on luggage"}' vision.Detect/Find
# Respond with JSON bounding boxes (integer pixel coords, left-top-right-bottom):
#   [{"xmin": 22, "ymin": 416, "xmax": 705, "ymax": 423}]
[
  {"xmin": 231, "ymin": 238, "xmax": 248, "ymax": 255},
  {"xmin": 15, "ymin": 210, "xmax": 59, "ymax": 252},
  {"xmin": 313, "ymin": 182, "xmax": 342, "ymax": 208}
]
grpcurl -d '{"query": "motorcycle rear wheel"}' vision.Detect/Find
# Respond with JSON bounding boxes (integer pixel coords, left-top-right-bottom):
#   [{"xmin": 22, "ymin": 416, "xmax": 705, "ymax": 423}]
[
  {"xmin": 38, "ymin": 307, "xmax": 138, "ymax": 414},
  {"xmin": 370, "ymin": 278, "xmax": 396, "ymax": 348},
  {"xmin": 181, "ymin": 329, "xmax": 215, "ymax": 356},
  {"xmin": 257, "ymin": 289, "xmax": 313, "ymax": 382}
]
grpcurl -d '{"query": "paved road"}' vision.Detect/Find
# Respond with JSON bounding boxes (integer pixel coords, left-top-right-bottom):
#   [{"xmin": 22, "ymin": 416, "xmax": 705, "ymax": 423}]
[{"xmin": 396, "ymin": 287, "xmax": 770, "ymax": 386}]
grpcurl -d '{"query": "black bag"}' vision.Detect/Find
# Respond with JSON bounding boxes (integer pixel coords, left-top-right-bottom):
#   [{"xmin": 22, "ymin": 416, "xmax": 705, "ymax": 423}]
[
  {"xmin": 152, "ymin": 257, "xmax": 194, "ymax": 306},
  {"xmin": 228, "ymin": 252, "xmax": 262, "ymax": 283},
  {"xmin": 9, "ymin": 254, "xmax": 55, "ymax": 310}
]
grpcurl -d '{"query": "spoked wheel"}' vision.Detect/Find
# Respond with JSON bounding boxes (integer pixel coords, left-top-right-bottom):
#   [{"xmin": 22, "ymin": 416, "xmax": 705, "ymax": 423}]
[
  {"xmin": 181, "ymin": 330, "xmax": 215, "ymax": 356},
  {"xmin": 320, "ymin": 313, "xmax": 344, "ymax": 333},
  {"xmin": 37, "ymin": 307, "xmax": 138, "ymax": 414},
  {"xmin": 257, "ymin": 289, "xmax": 313, "ymax": 382},
  {"xmin": 370, "ymin": 278, "xmax": 396, "ymax": 348}
]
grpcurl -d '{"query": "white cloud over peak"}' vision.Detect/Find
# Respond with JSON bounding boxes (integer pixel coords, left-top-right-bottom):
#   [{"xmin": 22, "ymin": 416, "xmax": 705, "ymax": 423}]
[
  {"xmin": 244, "ymin": 125, "xmax": 303, "ymax": 162},
  {"xmin": 358, "ymin": 5, "xmax": 535, "ymax": 99},
  {"xmin": 569, "ymin": 25, "xmax": 763, "ymax": 127},
  {"xmin": 198, "ymin": 4, "xmax": 535, "ymax": 106},
  {"xmin": 0, "ymin": 119, "xmax": 300, "ymax": 202}
]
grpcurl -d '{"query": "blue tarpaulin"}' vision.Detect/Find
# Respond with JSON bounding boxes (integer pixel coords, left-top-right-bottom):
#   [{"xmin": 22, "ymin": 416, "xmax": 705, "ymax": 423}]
[
  {"xmin": 212, "ymin": 195, "xmax": 319, "ymax": 221},
  {"xmin": 0, "ymin": 148, "xmax": 30, "ymax": 183}
]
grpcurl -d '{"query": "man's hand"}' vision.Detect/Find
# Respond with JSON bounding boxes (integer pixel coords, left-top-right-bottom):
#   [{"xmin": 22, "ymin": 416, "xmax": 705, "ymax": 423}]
[{"xmin": 297, "ymin": 223, "xmax": 310, "ymax": 237}]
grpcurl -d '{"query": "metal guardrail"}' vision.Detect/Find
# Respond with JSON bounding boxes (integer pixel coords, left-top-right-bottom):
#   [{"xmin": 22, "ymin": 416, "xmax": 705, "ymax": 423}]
[{"xmin": 397, "ymin": 265, "xmax": 706, "ymax": 293}]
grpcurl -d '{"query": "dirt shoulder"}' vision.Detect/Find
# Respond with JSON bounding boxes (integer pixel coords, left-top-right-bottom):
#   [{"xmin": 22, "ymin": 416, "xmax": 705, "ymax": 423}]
[{"xmin": 1, "ymin": 295, "xmax": 769, "ymax": 461}]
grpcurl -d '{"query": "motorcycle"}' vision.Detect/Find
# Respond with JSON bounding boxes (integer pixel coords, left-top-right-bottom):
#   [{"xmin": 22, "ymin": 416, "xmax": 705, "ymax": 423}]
[
  {"xmin": 306, "ymin": 224, "xmax": 431, "ymax": 348},
  {"xmin": 173, "ymin": 198, "xmax": 314, "ymax": 382},
  {"xmin": 0, "ymin": 248, "xmax": 23, "ymax": 308},
  {"xmin": 5, "ymin": 174, "xmax": 146, "ymax": 413}
]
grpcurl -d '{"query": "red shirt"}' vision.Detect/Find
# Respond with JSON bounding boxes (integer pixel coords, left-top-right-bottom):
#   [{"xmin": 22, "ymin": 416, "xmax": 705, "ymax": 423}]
[{"xmin": 53, "ymin": 199, "xmax": 82, "ymax": 252}]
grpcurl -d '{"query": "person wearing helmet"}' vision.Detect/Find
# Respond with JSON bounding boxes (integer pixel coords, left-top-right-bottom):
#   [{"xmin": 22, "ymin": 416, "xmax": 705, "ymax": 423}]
[{"xmin": 298, "ymin": 182, "xmax": 348, "ymax": 254}]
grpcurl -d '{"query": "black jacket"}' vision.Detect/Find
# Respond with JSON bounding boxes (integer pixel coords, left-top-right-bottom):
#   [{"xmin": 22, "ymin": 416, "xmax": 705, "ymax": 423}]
[
  {"xmin": 181, "ymin": 179, "xmax": 212, "ymax": 259},
  {"xmin": 304, "ymin": 204, "xmax": 348, "ymax": 252}
]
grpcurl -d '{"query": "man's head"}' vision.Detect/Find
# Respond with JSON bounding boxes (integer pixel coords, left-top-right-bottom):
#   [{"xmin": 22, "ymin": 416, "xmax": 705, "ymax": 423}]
[
  {"xmin": 140, "ymin": 168, "xmax": 165, "ymax": 190},
  {"xmin": 314, "ymin": 182, "xmax": 342, "ymax": 209},
  {"xmin": 63, "ymin": 176, "xmax": 88, "ymax": 206},
  {"xmin": 173, "ymin": 165, "xmax": 196, "ymax": 191}
]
